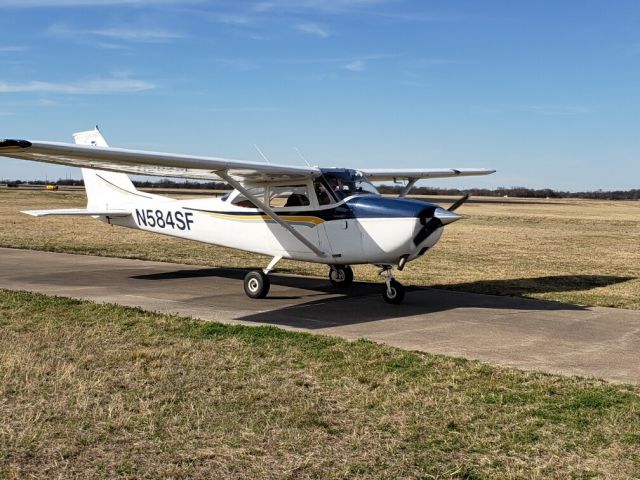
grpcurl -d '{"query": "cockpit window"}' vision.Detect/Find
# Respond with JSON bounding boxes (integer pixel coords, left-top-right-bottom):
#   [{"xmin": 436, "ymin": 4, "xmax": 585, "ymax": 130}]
[
  {"xmin": 230, "ymin": 187, "xmax": 265, "ymax": 208},
  {"xmin": 269, "ymin": 185, "xmax": 310, "ymax": 208},
  {"xmin": 321, "ymin": 169, "xmax": 380, "ymax": 201}
]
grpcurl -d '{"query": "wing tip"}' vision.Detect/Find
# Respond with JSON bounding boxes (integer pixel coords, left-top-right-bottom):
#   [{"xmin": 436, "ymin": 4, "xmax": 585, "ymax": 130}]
[
  {"xmin": 21, "ymin": 210, "xmax": 41, "ymax": 217},
  {"xmin": 0, "ymin": 139, "xmax": 32, "ymax": 151}
]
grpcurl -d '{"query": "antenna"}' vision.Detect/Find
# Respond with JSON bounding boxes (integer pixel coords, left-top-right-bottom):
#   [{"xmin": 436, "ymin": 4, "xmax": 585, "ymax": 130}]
[
  {"xmin": 294, "ymin": 147, "xmax": 311, "ymax": 167},
  {"xmin": 254, "ymin": 144, "xmax": 271, "ymax": 164}
]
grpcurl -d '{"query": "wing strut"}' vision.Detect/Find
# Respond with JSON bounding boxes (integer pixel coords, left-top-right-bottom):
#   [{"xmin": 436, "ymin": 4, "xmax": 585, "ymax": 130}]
[
  {"xmin": 218, "ymin": 171, "xmax": 326, "ymax": 258},
  {"xmin": 398, "ymin": 178, "xmax": 418, "ymax": 197}
]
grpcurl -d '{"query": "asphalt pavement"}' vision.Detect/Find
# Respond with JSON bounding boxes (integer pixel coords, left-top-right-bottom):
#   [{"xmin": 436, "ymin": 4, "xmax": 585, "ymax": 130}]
[{"xmin": 1, "ymin": 247, "xmax": 638, "ymax": 384}]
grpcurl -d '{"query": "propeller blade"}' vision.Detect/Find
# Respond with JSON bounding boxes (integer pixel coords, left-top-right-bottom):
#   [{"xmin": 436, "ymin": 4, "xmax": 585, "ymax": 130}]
[
  {"xmin": 413, "ymin": 217, "xmax": 442, "ymax": 246},
  {"xmin": 447, "ymin": 194, "xmax": 470, "ymax": 212}
]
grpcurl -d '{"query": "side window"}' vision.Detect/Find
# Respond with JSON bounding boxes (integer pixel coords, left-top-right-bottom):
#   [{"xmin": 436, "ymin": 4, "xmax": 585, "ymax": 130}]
[
  {"xmin": 314, "ymin": 181, "xmax": 333, "ymax": 205},
  {"xmin": 231, "ymin": 187, "xmax": 264, "ymax": 208},
  {"xmin": 269, "ymin": 185, "xmax": 310, "ymax": 208}
]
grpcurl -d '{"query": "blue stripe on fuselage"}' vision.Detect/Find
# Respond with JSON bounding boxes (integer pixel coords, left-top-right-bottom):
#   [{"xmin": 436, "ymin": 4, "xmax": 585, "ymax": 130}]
[{"xmin": 184, "ymin": 196, "xmax": 439, "ymax": 221}]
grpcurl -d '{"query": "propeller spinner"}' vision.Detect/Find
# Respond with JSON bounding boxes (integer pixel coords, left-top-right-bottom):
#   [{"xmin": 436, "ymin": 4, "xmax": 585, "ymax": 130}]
[{"xmin": 412, "ymin": 194, "xmax": 469, "ymax": 246}]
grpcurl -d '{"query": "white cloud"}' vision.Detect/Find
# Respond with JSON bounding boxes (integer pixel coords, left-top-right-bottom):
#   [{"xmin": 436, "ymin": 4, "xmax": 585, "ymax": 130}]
[
  {"xmin": 343, "ymin": 60, "xmax": 365, "ymax": 71},
  {"xmin": 202, "ymin": 0, "xmax": 395, "ymax": 29},
  {"xmin": 209, "ymin": 58, "xmax": 260, "ymax": 72},
  {"xmin": 0, "ymin": 76, "xmax": 155, "ymax": 94},
  {"xmin": 49, "ymin": 24, "xmax": 186, "ymax": 42},
  {"xmin": 208, "ymin": 12, "xmax": 254, "ymax": 26},
  {"xmin": 369, "ymin": 11, "xmax": 464, "ymax": 23},
  {"xmin": 95, "ymin": 42, "xmax": 132, "ymax": 50},
  {"xmin": 282, "ymin": 53, "xmax": 398, "ymax": 65},
  {"xmin": 208, "ymin": 106, "xmax": 281, "ymax": 113},
  {"xmin": 521, "ymin": 105, "xmax": 593, "ymax": 116},
  {"xmin": 296, "ymin": 23, "xmax": 330, "ymax": 38},
  {"xmin": 88, "ymin": 27, "xmax": 186, "ymax": 41},
  {"xmin": 0, "ymin": 46, "xmax": 30, "ymax": 52},
  {"xmin": 0, "ymin": 0, "xmax": 192, "ymax": 6},
  {"xmin": 251, "ymin": 0, "xmax": 390, "ymax": 14}
]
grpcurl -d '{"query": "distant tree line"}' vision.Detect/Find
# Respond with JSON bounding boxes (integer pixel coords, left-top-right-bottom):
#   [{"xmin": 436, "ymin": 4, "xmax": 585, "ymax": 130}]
[
  {"xmin": 3, "ymin": 178, "xmax": 232, "ymax": 190},
  {"xmin": 377, "ymin": 185, "xmax": 640, "ymax": 200},
  {"xmin": 3, "ymin": 178, "xmax": 639, "ymax": 200}
]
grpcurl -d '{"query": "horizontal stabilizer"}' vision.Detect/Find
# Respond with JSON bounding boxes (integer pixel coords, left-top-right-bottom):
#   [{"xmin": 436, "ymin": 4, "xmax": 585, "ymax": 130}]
[{"xmin": 22, "ymin": 208, "xmax": 130, "ymax": 217}]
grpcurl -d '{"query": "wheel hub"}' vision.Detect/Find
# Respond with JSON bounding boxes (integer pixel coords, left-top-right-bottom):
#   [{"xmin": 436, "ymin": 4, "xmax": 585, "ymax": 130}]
[{"xmin": 248, "ymin": 278, "xmax": 259, "ymax": 292}]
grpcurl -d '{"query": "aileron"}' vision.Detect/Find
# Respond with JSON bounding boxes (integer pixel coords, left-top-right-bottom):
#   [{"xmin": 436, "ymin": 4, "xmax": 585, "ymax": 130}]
[{"xmin": 23, "ymin": 208, "xmax": 131, "ymax": 217}]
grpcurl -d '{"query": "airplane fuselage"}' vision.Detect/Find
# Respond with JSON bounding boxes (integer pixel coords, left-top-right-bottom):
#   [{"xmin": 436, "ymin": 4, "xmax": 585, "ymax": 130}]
[{"xmin": 105, "ymin": 193, "xmax": 446, "ymax": 266}]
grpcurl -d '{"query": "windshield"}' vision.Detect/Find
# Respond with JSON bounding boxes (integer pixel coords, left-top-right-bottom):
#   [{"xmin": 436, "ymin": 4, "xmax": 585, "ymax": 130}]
[{"xmin": 321, "ymin": 169, "xmax": 380, "ymax": 201}]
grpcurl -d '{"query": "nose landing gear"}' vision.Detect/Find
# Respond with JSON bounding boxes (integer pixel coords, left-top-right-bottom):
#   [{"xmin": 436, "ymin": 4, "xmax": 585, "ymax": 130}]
[{"xmin": 379, "ymin": 265, "xmax": 405, "ymax": 304}]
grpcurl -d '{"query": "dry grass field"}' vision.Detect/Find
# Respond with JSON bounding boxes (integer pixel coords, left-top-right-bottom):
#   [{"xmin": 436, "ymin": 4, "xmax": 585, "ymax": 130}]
[
  {"xmin": 0, "ymin": 188, "xmax": 638, "ymax": 308},
  {"xmin": 1, "ymin": 290, "xmax": 639, "ymax": 479}
]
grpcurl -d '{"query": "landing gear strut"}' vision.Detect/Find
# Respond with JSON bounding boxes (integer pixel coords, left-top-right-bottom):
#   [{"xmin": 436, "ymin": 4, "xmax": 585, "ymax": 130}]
[
  {"xmin": 329, "ymin": 265, "xmax": 353, "ymax": 289},
  {"xmin": 380, "ymin": 266, "xmax": 405, "ymax": 304}
]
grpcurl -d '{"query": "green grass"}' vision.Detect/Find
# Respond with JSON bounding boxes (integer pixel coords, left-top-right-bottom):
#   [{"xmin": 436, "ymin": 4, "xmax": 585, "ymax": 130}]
[{"xmin": 1, "ymin": 289, "xmax": 639, "ymax": 478}]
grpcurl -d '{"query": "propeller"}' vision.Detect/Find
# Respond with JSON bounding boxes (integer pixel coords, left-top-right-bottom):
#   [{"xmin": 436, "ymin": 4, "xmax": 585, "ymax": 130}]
[
  {"xmin": 412, "ymin": 194, "xmax": 469, "ymax": 246},
  {"xmin": 447, "ymin": 193, "xmax": 470, "ymax": 212}
]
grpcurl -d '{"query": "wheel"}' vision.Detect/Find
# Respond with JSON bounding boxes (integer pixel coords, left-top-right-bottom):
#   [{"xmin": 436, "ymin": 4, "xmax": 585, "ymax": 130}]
[
  {"xmin": 243, "ymin": 270, "xmax": 271, "ymax": 299},
  {"xmin": 329, "ymin": 265, "xmax": 354, "ymax": 288},
  {"xmin": 382, "ymin": 280, "xmax": 405, "ymax": 304}
]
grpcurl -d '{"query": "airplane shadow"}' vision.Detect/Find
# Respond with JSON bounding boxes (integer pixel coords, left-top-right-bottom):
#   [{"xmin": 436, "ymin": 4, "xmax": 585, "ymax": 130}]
[
  {"xmin": 130, "ymin": 269, "xmax": 635, "ymax": 329},
  {"xmin": 430, "ymin": 275, "xmax": 636, "ymax": 298}
]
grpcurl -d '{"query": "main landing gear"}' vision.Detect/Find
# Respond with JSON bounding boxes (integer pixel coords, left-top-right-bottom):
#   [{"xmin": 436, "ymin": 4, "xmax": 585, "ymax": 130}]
[
  {"xmin": 379, "ymin": 265, "xmax": 405, "ymax": 304},
  {"xmin": 329, "ymin": 265, "xmax": 353, "ymax": 288},
  {"xmin": 243, "ymin": 270, "xmax": 270, "ymax": 299},
  {"xmin": 243, "ymin": 255, "xmax": 280, "ymax": 299}
]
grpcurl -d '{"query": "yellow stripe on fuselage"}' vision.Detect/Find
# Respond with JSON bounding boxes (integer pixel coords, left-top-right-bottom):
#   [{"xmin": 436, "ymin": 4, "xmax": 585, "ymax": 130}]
[{"xmin": 200, "ymin": 211, "xmax": 325, "ymax": 226}]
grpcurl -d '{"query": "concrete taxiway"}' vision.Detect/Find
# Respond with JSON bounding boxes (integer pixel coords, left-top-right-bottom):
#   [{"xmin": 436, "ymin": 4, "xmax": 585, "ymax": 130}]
[{"xmin": 0, "ymin": 247, "xmax": 638, "ymax": 384}]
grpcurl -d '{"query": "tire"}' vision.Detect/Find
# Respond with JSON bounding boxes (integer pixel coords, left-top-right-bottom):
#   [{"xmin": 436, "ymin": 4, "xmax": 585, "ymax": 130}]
[
  {"xmin": 382, "ymin": 280, "xmax": 405, "ymax": 304},
  {"xmin": 244, "ymin": 270, "xmax": 271, "ymax": 299},
  {"xmin": 329, "ymin": 265, "xmax": 354, "ymax": 288}
]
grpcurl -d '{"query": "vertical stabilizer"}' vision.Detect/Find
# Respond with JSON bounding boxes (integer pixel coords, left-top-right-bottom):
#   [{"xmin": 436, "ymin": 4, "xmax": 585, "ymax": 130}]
[{"xmin": 74, "ymin": 127, "xmax": 138, "ymax": 209}]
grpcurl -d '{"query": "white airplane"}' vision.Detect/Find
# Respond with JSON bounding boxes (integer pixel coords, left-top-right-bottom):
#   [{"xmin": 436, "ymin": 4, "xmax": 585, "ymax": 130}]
[{"xmin": 0, "ymin": 128, "xmax": 495, "ymax": 303}]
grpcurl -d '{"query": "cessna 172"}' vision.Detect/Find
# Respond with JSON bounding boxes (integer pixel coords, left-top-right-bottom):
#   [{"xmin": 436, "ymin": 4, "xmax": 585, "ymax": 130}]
[{"xmin": 0, "ymin": 128, "xmax": 495, "ymax": 303}]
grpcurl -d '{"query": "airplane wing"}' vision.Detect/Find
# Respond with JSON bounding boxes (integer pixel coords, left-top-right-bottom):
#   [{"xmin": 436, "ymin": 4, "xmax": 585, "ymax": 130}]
[
  {"xmin": 0, "ymin": 138, "xmax": 495, "ymax": 184},
  {"xmin": 0, "ymin": 139, "xmax": 318, "ymax": 183},
  {"xmin": 359, "ymin": 168, "xmax": 496, "ymax": 182}
]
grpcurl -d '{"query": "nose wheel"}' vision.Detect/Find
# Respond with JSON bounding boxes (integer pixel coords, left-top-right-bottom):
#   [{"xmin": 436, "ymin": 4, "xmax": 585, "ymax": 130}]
[
  {"xmin": 380, "ymin": 266, "xmax": 405, "ymax": 304},
  {"xmin": 329, "ymin": 265, "xmax": 353, "ymax": 288}
]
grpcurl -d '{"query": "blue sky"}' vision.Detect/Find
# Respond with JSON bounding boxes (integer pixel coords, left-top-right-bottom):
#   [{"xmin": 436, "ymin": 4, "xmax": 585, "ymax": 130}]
[{"xmin": 0, "ymin": 0, "xmax": 638, "ymax": 190}]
